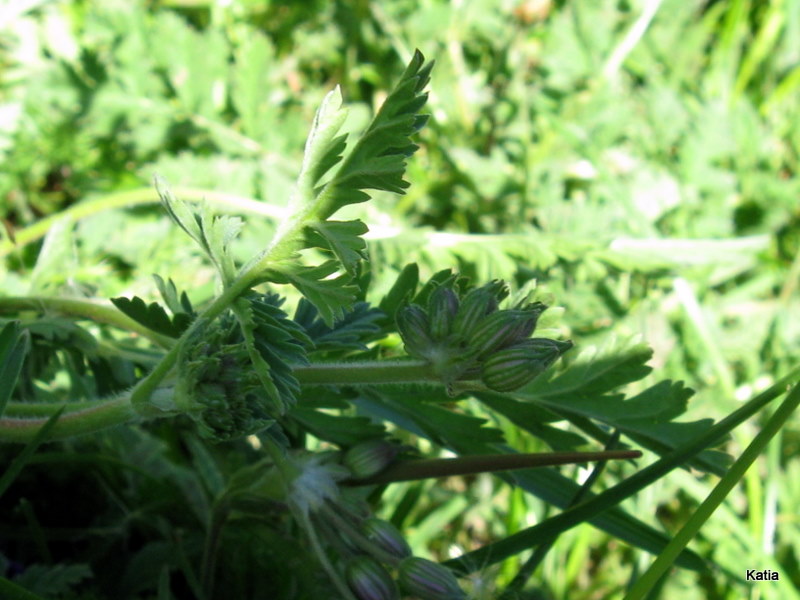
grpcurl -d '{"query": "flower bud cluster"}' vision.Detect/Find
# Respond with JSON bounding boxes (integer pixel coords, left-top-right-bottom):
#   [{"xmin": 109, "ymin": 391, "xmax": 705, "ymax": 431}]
[
  {"xmin": 396, "ymin": 279, "xmax": 572, "ymax": 392},
  {"xmin": 280, "ymin": 444, "xmax": 467, "ymax": 599},
  {"xmin": 177, "ymin": 315, "xmax": 273, "ymax": 441},
  {"xmin": 344, "ymin": 549, "xmax": 466, "ymax": 600}
]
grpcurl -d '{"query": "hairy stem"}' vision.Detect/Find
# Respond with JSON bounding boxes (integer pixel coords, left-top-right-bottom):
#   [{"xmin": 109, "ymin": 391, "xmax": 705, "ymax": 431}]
[
  {"xmin": 1, "ymin": 359, "xmax": 442, "ymax": 443},
  {"xmin": 293, "ymin": 359, "xmax": 438, "ymax": 385},
  {"xmin": 0, "ymin": 387, "xmax": 177, "ymax": 443}
]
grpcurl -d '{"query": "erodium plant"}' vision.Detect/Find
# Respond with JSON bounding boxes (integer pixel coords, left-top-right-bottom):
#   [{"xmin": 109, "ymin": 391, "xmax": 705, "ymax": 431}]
[{"xmin": 2, "ymin": 50, "xmax": 798, "ymax": 600}]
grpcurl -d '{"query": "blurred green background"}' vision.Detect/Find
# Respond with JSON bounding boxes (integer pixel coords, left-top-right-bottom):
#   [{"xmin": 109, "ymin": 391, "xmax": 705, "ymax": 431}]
[{"xmin": 2, "ymin": 0, "xmax": 800, "ymax": 598}]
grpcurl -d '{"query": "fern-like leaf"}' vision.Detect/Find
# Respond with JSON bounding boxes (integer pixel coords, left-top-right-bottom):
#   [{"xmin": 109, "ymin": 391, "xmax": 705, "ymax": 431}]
[
  {"xmin": 111, "ymin": 296, "xmax": 188, "ymax": 338},
  {"xmin": 303, "ymin": 220, "xmax": 369, "ymax": 274},
  {"xmin": 314, "ymin": 49, "xmax": 432, "ymax": 219},
  {"xmin": 155, "ymin": 176, "xmax": 242, "ymax": 286},
  {"xmin": 267, "ymin": 262, "xmax": 360, "ymax": 326},
  {"xmin": 238, "ymin": 52, "xmax": 431, "ymax": 329},
  {"xmin": 234, "ymin": 293, "xmax": 313, "ymax": 416},
  {"xmin": 293, "ymin": 298, "xmax": 383, "ymax": 354}
]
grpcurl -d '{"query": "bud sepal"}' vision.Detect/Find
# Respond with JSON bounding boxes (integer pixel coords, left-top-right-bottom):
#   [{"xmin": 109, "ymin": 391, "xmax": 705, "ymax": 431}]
[
  {"xmin": 361, "ymin": 518, "xmax": 412, "ymax": 560},
  {"xmin": 398, "ymin": 557, "xmax": 466, "ymax": 600},
  {"xmin": 481, "ymin": 338, "xmax": 573, "ymax": 392},
  {"xmin": 346, "ymin": 556, "xmax": 400, "ymax": 600}
]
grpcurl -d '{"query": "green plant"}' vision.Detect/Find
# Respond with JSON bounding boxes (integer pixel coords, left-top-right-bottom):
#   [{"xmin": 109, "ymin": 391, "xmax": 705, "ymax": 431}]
[{"xmin": 2, "ymin": 35, "xmax": 799, "ymax": 600}]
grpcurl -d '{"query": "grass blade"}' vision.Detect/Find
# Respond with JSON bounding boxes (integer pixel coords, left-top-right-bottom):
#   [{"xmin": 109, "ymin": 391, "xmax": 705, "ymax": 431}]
[
  {"xmin": 445, "ymin": 365, "xmax": 800, "ymax": 575},
  {"xmin": 625, "ymin": 382, "xmax": 800, "ymax": 600},
  {"xmin": 0, "ymin": 577, "xmax": 47, "ymax": 600},
  {"xmin": 0, "ymin": 407, "xmax": 65, "ymax": 499},
  {"xmin": 0, "ymin": 321, "xmax": 29, "ymax": 417}
]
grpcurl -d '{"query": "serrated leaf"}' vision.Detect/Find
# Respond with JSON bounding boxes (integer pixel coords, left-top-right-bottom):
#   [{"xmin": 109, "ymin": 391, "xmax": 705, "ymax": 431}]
[
  {"xmin": 232, "ymin": 32, "xmax": 277, "ymax": 142},
  {"xmin": 152, "ymin": 274, "xmax": 194, "ymax": 316},
  {"xmin": 289, "ymin": 406, "xmax": 386, "ymax": 446},
  {"xmin": 266, "ymin": 262, "xmax": 358, "ymax": 327},
  {"xmin": 233, "ymin": 293, "xmax": 313, "ymax": 417},
  {"xmin": 527, "ymin": 335, "xmax": 653, "ymax": 397},
  {"xmin": 14, "ymin": 563, "xmax": 92, "ymax": 598},
  {"xmin": 312, "ymin": 50, "xmax": 432, "ymax": 219},
  {"xmin": 294, "ymin": 298, "xmax": 382, "ymax": 354},
  {"xmin": 510, "ymin": 336, "xmax": 726, "ymax": 473},
  {"xmin": 155, "ymin": 176, "xmax": 242, "ymax": 285},
  {"xmin": 353, "ymin": 392, "xmax": 706, "ymax": 574},
  {"xmin": 111, "ymin": 296, "xmax": 184, "ymax": 338},
  {"xmin": 293, "ymin": 87, "xmax": 349, "ymax": 202},
  {"xmin": 303, "ymin": 219, "xmax": 369, "ymax": 274}
]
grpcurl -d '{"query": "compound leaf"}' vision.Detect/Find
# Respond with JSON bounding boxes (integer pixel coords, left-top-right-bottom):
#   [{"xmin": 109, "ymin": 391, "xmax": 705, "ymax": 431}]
[
  {"xmin": 267, "ymin": 262, "xmax": 359, "ymax": 327},
  {"xmin": 111, "ymin": 296, "xmax": 186, "ymax": 338},
  {"xmin": 303, "ymin": 220, "xmax": 369, "ymax": 274},
  {"xmin": 313, "ymin": 50, "xmax": 432, "ymax": 220},
  {"xmin": 155, "ymin": 177, "xmax": 242, "ymax": 285}
]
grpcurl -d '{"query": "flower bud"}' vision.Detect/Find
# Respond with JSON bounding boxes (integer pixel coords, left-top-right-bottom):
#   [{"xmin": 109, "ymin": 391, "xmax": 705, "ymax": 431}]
[
  {"xmin": 451, "ymin": 283, "xmax": 504, "ymax": 340},
  {"xmin": 480, "ymin": 338, "xmax": 573, "ymax": 392},
  {"xmin": 398, "ymin": 557, "xmax": 466, "ymax": 600},
  {"xmin": 346, "ymin": 556, "xmax": 400, "ymax": 600},
  {"xmin": 467, "ymin": 309, "xmax": 536, "ymax": 359},
  {"xmin": 427, "ymin": 286, "xmax": 459, "ymax": 341},
  {"xmin": 396, "ymin": 304, "xmax": 433, "ymax": 359},
  {"xmin": 344, "ymin": 439, "xmax": 401, "ymax": 479},
  {"xmin": 361, "ymin": 518, "xmax": 412, "ymax": 559},
  {"xmin": 511, "ymin": 302, "xmax": 547, "ymax": 340}
]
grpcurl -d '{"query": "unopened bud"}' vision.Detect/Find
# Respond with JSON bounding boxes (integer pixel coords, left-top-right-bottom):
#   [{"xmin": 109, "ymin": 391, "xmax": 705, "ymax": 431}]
[
  {"xmin": 451, "ymin": 282, "xmax": 505, "ymax": 340},
  {"xmin": 468, "ymin": 309, "xmax": 539, "ymax": 359},
  {"xmin": 361, "ymin": 518, "xmax": 412, "ymax": 559},
  {"xmin": 481, "ymin": 338, "xmax": 572, "ymax": 392},
  {"xmin": 427, "ymin": 286, "xmax": 459, "ymax": 341},
  {"xmin": 344, "ymin": 439, "xmax": 401, "ymax": 479},
  {"xmin": 396, "ymin": 304, "xmax": 433, "ymax": 358},
  {"xmin": 398, "ymin": 557, "xmax": 466, "ymax": 600},
  {"xmin": 346, "ymin": 556, "xmax": 400, "ymax": 600}
]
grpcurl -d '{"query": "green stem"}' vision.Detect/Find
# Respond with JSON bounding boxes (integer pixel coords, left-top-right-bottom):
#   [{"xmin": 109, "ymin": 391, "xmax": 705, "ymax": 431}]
[
  {"xmin": 293, "ymin": 359, "xmax": 438, "ymax": 385},
  {"xmin": 0, "ymin": 388, "xmax": 176, "ymax": 443},
  {"xmin": 344, "ymin": 450, "xmax": 641, "ymax": 486},
  {"xmin": 624, "ymin": 382, "xmax": 800, "ymax": 600},
  {"xmin": 0, "ymin": 296, "xmax": 175, "ymax": 349},
  {"xmin": 1, "ymin": 359, "xmax": 442, "ymax": 443}
]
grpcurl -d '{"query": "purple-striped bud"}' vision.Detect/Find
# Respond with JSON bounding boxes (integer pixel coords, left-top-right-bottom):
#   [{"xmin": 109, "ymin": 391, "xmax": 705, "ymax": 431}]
[
  {"xmin": 427, "ymin": 286, "xmax": 459, "ymax": 341},
  {"xmin": 344, "ymin": 439, "xmax": 401, "ymax": 479},
  {"xmin": 511, "ymin": 302, "xmax": 547, "ymax": 340},
  {"xmin": 398, "ymin": 557, "xmax": 466, "ymax": 600},
  {"xmin": 346, "ymin": 556, "xmax": 400, "ymax": 600},
  {"xmin": 451, "ymin": 282, "xmax": 505, "ymax": 341},
  {"xmin": 466, "ymin": 310, "xmax": 527, "ymax": 359},
  {"xmin": 396, "ymin": 304, "xmax": 433, "ymax": 359},
  {"xmin": 361, "ymin": 518, "xmax": 412, "ymax": 559},
  {"xmin": 481, "ymin": 338, "xmax": 572, "ymax": 392}
]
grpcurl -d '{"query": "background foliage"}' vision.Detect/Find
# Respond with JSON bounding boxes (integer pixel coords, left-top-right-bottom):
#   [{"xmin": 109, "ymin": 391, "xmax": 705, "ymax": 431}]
[{"xmin": 2, "ymin": 0, "xmax": 800, "ymax": 598}]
